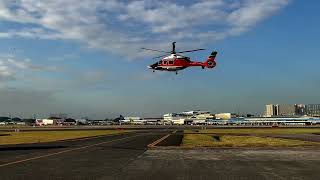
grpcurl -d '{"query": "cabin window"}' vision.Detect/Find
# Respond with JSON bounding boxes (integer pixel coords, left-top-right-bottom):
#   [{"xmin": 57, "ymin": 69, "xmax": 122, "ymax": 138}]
[
  {"xmin": 168, "ymin": 61, "xmax": 174, "ymax": 65},
  {"xmin": 163, "ymin": 61, "xmax": 167, "ymax": 65}
]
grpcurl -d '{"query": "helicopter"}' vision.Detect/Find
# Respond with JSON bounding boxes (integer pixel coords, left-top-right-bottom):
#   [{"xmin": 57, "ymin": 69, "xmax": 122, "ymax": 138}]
[{"xmin": 142, "ymin": 42, "xmax": 217, "ymax": 74}]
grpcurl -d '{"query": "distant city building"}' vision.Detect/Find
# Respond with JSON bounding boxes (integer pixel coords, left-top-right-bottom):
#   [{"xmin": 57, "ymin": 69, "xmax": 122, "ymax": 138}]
[
  {"xmin": 265, "ymin": 104, "xmax": 279, "ymax": 117},
  {"xmin": 278, "ymin": 104, "xmax": 296, "ymax": 116},
  {"xmin": 265, "ymin": 104, "xmax": 297, "ymax": 117},
  {"xmin": 295, "ymin": 104, "xmax": 306, "ymax": 115},
  {"xmin": 306, "ymin": 104, "xmax": 320, "ymax": 117}
]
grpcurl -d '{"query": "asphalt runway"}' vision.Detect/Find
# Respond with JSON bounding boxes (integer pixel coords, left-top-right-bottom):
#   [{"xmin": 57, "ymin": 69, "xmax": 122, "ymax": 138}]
[
  {"xmin": 0, "ymin": 129, "xmax": 320, "ymax": 180},
  {"xmin": 0, "ymin": 130, "xmax": 169, "ymax": 180},
  {"xmin": 124, "ymin": 149, "xmax": 320, "ymax": 180}
]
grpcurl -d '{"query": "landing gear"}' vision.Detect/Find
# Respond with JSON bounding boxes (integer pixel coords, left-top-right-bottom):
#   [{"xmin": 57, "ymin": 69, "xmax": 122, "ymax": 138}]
[
  {"xmin": 153, "ymin": 70, "xmax": 155, "ymax": 72},
  {"xmin": 175, "ymin": 71, "xmax": 178, "ymax": 75},
  {"xmin": 202, "ymin": 66, "xmax": 205, "ymax": 69}
]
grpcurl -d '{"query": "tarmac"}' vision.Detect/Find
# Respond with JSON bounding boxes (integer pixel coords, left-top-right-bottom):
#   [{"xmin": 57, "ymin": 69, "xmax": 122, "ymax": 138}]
[{"xmin": 0, "ymin": 129, "xmax": 319, "ymax": 180}]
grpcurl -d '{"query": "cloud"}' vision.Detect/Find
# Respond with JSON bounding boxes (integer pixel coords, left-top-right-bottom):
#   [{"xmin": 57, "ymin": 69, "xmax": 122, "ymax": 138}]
[
  {"xmin": 0, "ymin": 60, "xmax": 15, "ymax": 81},
  {"xmin": 0, "ymin": 55, "xmax": 57, "ymax": 82},
  {"xmin": 0, "ymin": 0, "xmax": 290, "ymax": 58}
]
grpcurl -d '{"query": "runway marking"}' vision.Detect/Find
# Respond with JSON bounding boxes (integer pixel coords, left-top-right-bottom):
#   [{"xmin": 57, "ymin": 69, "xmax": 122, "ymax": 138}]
[
  {"xmin": 58, "ymin": 131, "xmax": 132, "ymax": 142},
  {"xmin": 148, "ymin": 132, "xmax": 174, "ymax": 148},
  {"xmin": 0, "ymin": 133, "xmax": 144, "ymax": 168}
]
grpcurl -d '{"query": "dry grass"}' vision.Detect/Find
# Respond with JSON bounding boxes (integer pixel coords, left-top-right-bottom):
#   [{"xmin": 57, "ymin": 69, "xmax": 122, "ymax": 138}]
[
  {"xmin": 182, "ymin": 133, "xmax": 320, "ymax": 147},
  {"xmin": 0, "ymin": 130, "xmax": 130, "ymax": 145},
  {"xmin": 185, "ymin": 128, "xmax": 320, "ymax": 135}
]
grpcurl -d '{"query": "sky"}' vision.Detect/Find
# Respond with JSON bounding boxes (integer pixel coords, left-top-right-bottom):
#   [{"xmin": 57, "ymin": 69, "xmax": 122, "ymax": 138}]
[{"xmin": 0, "ymin": 0, "xmax": 319, "ymax": 119}]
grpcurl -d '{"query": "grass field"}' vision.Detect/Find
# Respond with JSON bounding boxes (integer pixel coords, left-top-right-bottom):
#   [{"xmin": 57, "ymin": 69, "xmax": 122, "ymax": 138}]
[
  {"xmin": 182, "ymin": 133, "xmax": 320, "ymax": 147},
  {"xmin": 0, "ymin": 130, "xmax": 130, "ymax": 145},
  {"xmin": 185, "ymin": 128, "xmax": 320, "ymax": 135}
]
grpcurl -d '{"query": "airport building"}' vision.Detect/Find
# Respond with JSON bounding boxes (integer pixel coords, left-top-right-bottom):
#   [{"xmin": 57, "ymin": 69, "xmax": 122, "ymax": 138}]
[
  {"xmin": 230, "ymin": 117, "xmax": 320, "ymax": 126},
  {"xmin": 120, "ymin": 117, "xmax": 145, "ymax": 124},
  {"xmin": 215, "ymin": 113, "xmax": 236, "ymax": 120},
  {"xmin": 35, "ymin": 119, "xmax": 54, "ymax": 126},
  {"xmin": 163, "ymin": 111, "xmax": 214, "ymax": 125},
  {"xmin": 306, "ymin": 104, "xmax": 320, "ymax": 117},
  {"xmin": 163, "ymin": 113, "xmax": 185, "ymax": 125}
]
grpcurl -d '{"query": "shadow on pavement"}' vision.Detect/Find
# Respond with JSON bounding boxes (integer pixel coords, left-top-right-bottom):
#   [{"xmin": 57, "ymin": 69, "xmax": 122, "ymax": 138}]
[{"xmin": 0, "ymin": 145, "xmax": 67, "ymax": 151}]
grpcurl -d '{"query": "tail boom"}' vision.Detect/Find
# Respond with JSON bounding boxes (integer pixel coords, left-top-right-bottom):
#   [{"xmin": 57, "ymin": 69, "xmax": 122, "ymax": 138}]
[{"xmin": 189, "ymin": 51, "xmax": 217, "ymax": 69}]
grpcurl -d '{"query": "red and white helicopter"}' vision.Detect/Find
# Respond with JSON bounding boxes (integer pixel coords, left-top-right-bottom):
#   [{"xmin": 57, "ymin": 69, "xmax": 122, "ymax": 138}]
[{"xmin": 142, "ymin": 42, "xmax": 217, "ymax": 74}]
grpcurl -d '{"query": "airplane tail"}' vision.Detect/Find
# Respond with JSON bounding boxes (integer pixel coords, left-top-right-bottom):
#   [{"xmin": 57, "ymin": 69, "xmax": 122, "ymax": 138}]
[{"xmin": 204, "ymin": 51, "xmax": 217, "ymax": 68}]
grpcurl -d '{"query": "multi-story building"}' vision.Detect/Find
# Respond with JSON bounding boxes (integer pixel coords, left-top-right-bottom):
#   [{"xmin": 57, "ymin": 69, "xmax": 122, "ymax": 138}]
[
  {"xmin": 265, "ymin": 104, "xmax": 297, "ymax": 117},
  {"xmin": 306, "ymin": 104, "xmax": 320, "ymax": 117},
  {"xmin": 265, "ymin": 104, "xmax": 279, "ymax": 117},
  {"xmin": 295, "ymin": 104, "xmax": 306, "ymax": 116},
  {"xmin": 278, "ymin": 104, "xmax": 296, "ymax": 116}
]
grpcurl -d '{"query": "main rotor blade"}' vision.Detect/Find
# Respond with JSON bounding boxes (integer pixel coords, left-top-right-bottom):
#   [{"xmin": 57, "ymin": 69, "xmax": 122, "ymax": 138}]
[
  {"xmin": 152, "ymin": 54, "xmax": 170, "ymax": 59},
  {"xmin": 177, "ymin": 49, "xmax": 206, "ymax": 53},
  {"xmin": 141, "ymin": 48, "xmax": 170, "ymax": 53}
]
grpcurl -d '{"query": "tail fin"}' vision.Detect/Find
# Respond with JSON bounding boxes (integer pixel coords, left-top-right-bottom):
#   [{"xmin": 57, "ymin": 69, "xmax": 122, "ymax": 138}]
[{"xmin": 205, "ymin": 51, "xmax": 217, "ymax": 68}]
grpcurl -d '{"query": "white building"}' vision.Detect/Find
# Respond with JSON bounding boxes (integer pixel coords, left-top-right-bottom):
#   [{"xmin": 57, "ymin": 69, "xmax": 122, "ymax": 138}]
[
  {"xmin": 265, "ymin": 104, "xmax": 279, "ymax": 117},
  {"xmin": 215, "ymin": 113, "xmax": 237, "ymax": 120},
  {"xmin": 163, "ymin": 113, "xmax": 185, "ymax": 125},
  {"xmin": 265, "ymin": 104, "xmax": 298, "ymax": 117},
  {"xmin": 36, "ymin": 119, "xmax": 54, "ymax": 126},
  {"xmin": 121, "ymin": 117, "xmax": 145, "ymax": 124},
  {"xmin": 163, "ymin": 111, "xmax": 213, "ymax": 125},
  {"xmin": 181, "ymin": 111, "xmax": 210, "ymax": 116}
]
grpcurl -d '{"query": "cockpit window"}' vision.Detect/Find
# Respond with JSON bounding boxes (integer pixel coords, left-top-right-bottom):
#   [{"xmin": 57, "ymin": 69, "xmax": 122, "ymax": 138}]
[
  {"xmin": 185, "ymin": 57, "xmax": 191, "ymax": 62},
  {"xmin": 158, "ymin": 60, "xmax": 162, "ymax": 65}
]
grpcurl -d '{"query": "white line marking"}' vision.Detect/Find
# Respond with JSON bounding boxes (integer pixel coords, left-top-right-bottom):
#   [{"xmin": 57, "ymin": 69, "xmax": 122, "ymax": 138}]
[{"xmin": 0, "ymin": 134, "xmax": 143, "ymax": 168}]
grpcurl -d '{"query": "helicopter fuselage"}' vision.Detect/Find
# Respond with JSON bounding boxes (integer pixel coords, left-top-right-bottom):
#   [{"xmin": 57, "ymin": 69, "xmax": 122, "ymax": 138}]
[{"xmin": 148, "ymin": 53, "xmax": 217, "ymax": 72}]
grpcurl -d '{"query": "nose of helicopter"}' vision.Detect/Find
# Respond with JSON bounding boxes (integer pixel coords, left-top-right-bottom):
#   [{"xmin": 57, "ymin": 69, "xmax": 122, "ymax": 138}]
[{"xmin": 147, "ymin": 65, "xmax": 153, "ymax": 69}]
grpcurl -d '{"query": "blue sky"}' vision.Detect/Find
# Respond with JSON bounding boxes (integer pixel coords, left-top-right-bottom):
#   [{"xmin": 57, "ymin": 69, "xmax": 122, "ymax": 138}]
[{"xmin": 0, "ymin": 0, "xmax": 319, "ymax": 118}]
